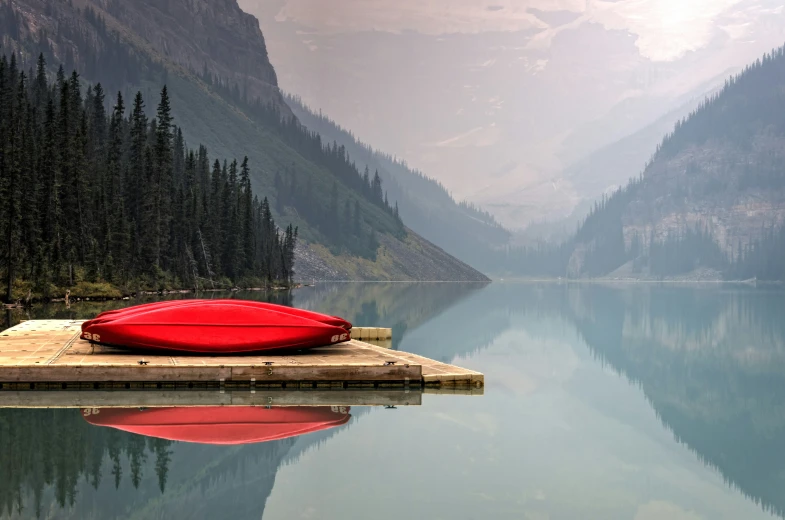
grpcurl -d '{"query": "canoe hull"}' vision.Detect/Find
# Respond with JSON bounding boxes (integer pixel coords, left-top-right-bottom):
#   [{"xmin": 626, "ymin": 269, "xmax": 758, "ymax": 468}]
[{"xmin": 81, "ymin": 303, "xmax": 351, "ymax": 353}]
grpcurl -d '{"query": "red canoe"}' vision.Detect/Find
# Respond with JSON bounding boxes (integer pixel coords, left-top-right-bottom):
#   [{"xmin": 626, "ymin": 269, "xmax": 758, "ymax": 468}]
[
  {"xmin": 83, "ymin": 300, "xmax": 351, "ymax": 330},
  {"xmin": 80, "ymin": 302, "xmax": 351, "ymax": 353},
  {"xmin": 82, "ymin": 406, "xmax": 351, "ymax": 444}
]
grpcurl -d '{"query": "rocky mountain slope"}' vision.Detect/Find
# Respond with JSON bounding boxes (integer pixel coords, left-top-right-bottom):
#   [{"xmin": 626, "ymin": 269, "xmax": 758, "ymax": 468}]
[
  {"xmin": 512, "ymin": 82, "xmax": 727, "ymax": 247},
  {"xmin": 1, "ymin": 0, "xmax": 488, "ymax": 282},
  {"xmin": 99, "ymin": 0, "xmax": 286, "ymax": 113},
  {"xmin": 505, "ymin": 45, "xmax": 785, "ymax": 280},
  {"xmin": 294, "ymin": 229, "xmax": 492, "ymax": 282}
]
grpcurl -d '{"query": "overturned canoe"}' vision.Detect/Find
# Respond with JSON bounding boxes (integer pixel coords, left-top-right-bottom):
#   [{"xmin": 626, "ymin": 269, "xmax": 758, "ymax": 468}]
[
  {"xmin": 80, "ymin": 301, "xmax": 351, "ymax": 353},
  {"xmin": 82, "ymin": 406, "xmax": 351, "ymax": 444},
  {"xmin": 83, "ymin": 300, "xmax": 352, "ymax": 330}
]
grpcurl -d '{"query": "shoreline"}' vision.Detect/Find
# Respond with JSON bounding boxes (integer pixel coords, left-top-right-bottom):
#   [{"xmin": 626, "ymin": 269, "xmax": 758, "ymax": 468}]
[
  {"xmin": 6, "ymin": 277, "xmax": 783, "ymax": 309},
  {"xmin": 3, "ymin": 283, "xmax": 301, "ymax": 309},
  {"xmin": 486, "ymin": 277, "xmax": 779, "ymax": 286}
]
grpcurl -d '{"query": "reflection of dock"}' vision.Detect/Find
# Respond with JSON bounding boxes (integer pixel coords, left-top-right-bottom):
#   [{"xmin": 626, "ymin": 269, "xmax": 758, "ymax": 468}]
[
  {"xmin": 0, "ymin": 386, "xmax": 484, "ymax": 408},
  {"xmin": 0, "ymin": 320, "xmax": 483, "ymax": 390}
]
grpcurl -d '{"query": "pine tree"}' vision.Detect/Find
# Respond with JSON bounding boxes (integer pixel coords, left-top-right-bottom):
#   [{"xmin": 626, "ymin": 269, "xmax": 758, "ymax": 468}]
[
  {"xmin": 362, "ymin": 166, "xmax": 370, "ymax": 197},
  {"xmin": 328, "ymin": 181, "xmax": 338, "ymax": 240},
  {"xmin": 372, "ymin": 170, "xmax": 383, "ymax": 203},
  {"xmin": 153, "ymin": 85, "xmax": 173, "ymax": 271},
  {"xmin": 342, "ymin": 199, "xmax": 351, "ymax": 237},
  {"xmin": 127, "ymin": 91, "xmax": 147, "ymax": 260},
  {"xmin": 106, "ymin": 92, "xmax": 127, "ymax": 281},
  {"xmin": 353, "ymin": 200, "xmax": 361, "ymax": 237},
  {"xmin": 240, "ymin": 156, "xmax": 254, "ymax": 276},
  {"xmin": 223, "ymin": 158, "xmax": 241, "ymax": 278},
  {"xmin": 3, "ymin": 69, "xmax": 24, "ymax": 301},
  {"xmin": 208, "ymin": 159, "xmax": 223, "ymax": 273}
]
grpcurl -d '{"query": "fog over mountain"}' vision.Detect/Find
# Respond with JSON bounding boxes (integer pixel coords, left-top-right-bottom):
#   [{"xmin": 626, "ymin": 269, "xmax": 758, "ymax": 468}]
[{"xmin": 241, "ymin": 0, "xmax": 785, "ymax": 230}]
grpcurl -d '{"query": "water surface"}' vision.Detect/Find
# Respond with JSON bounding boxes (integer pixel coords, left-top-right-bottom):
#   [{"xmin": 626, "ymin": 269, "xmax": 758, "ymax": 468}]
[{"xmin": 2, "ymin": 283, "xmax": 785, "ymax": 519}]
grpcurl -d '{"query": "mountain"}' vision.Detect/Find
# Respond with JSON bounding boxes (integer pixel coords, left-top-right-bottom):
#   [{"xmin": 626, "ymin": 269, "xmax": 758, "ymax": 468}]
[
  {"xmin": 291, "ymin": 281, "xmax": 486, "ymax": 350},
  {"xmin": 558, "ymin": 83, "xmax": 726, "ymax": 215},
  {"xmin": 284, "ymin": 94, "xmax": 510, "ymax": 272},
  {"xmin": 0, "ymin": 0, "xmax": 488, "ymax": 287},
  {"xmin": 509, "ymin": 84, "xmax": 725, "ymax": 247},
  {"xmin": 502, "ymin": 44, "xmax": 785, "ymax": 281},
  {"xmin": 243, "ymin": 0, "xmax": 785, "ymax": 230}
]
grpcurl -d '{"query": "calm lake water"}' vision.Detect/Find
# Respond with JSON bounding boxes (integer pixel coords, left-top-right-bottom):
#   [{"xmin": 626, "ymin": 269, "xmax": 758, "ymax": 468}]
[{"xmin": 2, "ymin": 282, "xmax": 785, "ymax": 519}]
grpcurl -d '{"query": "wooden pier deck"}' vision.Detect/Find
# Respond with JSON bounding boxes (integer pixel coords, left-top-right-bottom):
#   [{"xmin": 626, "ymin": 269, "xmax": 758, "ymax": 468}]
[{"xmin": 0, "ymin": 320, "xmax": 484, "ymax": 393}]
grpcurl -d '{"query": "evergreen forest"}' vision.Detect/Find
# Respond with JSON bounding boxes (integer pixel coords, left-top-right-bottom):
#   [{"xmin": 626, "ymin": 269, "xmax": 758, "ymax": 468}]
[{"xmin": 0, "ymin": 52, "xmax": 299, "ymax": 302}]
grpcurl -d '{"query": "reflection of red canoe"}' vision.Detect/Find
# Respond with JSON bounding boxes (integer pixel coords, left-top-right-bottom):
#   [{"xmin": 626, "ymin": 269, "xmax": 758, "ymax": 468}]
[
  {"xmin": 83, "ymin": 300, "xmax": 351, "ymax": 330},
  {"xmin": 82, "ymin": 406, "xmax": 351, "ymax": 445},
  {"xmin": 80, "ymin": 302, "xmax": 351, "ymax": 353}
]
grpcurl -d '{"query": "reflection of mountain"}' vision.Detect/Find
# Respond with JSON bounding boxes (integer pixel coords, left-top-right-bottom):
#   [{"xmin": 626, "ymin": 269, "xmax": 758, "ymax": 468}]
[
  {"xmin": 396, "ymin": 284, "xmax": 507, "ymax": 363},
  {"xmin": 292, "ymin": 282, "xmax": 487, "ymax": 350},
  {"xmin": 0, "ymin": 406, "xmax": 370, "ymax": 520},
  {"xmin": 551, "ymin": 285, "xmax": 785, "ymax": 518}
]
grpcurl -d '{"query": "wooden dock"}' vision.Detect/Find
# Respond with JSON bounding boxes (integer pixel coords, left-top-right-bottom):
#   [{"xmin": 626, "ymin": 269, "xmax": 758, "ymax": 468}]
[{"xmin": 0, "ymin": 320, "xmax": 484, "ymax": 393}]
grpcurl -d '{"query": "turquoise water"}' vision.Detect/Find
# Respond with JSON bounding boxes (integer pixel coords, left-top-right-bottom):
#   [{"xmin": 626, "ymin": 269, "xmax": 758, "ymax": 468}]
[{"xmin": 2, "ymin": 283, "xmax": 785, "ymax": 519}]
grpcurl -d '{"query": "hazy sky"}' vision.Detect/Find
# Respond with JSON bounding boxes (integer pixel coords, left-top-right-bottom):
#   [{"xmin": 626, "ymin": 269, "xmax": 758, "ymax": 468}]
[
  {"xmin": 243, "ymin": 0, "xmax": 785, "ymax": 229},
  {"xmin": 270, "ymin": 0, "xmax": 769, "ymax": 61}
]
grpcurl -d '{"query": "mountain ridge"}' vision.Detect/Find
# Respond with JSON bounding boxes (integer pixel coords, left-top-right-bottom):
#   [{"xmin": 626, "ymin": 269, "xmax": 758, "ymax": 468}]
[{"xmin": 284, "ymin": 93, "xmax": 510, "ymax": 273}]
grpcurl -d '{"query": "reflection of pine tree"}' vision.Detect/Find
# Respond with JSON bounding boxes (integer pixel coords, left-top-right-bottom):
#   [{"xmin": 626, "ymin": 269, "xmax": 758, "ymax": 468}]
[
  {"xmin": 150, "ymin": 438, "xmax": 172, "ymax": 493},
  {"xmin": 128, "ymin": 434, "xmax": 147, "ymax": 489},
  {"xmin": 0, "ymin": 409, "xmax": 175, "ymax": 514},
  {"xmin": 108, "ymin": 429, "xmax": 123, "ymax": 490}
]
